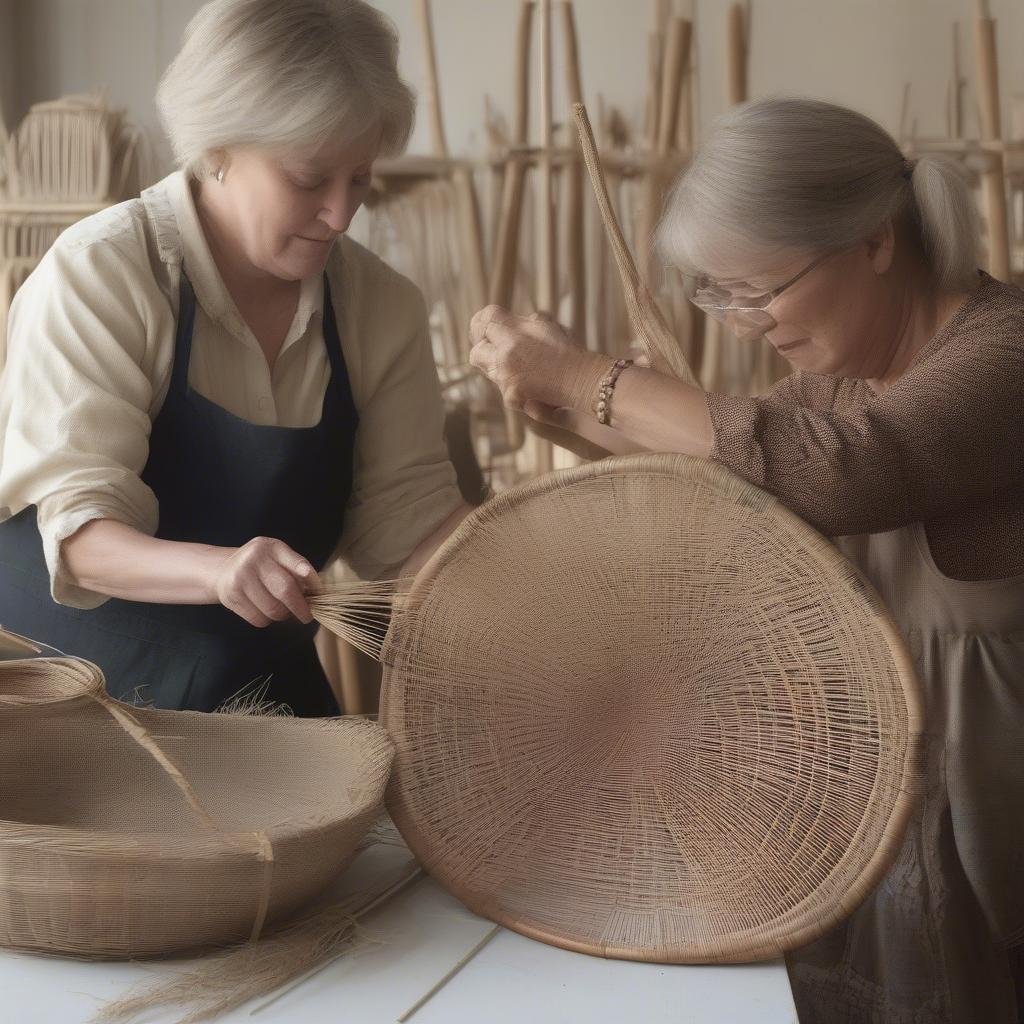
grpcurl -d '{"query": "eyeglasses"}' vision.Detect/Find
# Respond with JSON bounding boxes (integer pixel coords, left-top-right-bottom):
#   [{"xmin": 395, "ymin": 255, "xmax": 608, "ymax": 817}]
[{"xmin": 684, "ymin": 249, "xmax": 840, "ymax": 342}]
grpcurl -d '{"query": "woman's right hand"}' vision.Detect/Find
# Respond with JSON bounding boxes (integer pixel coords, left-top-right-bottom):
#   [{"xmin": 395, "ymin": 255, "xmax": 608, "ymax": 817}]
[{"xmin": 207, "ymin": 537, "xmax": 317, "ymax": 627}]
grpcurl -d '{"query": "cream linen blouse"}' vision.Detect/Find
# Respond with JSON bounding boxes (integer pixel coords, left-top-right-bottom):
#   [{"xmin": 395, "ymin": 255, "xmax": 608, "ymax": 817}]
[{"xmin": 0, "ymin": 170, "xmax": 461, "ymax": 608}]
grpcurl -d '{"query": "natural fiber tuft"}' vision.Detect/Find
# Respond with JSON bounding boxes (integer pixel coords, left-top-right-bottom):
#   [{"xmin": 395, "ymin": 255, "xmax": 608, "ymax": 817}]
[
  {"xmin": 214, "ymin": 677, "xmax": 295, "ymax": 717},
  {"xmin": 309, "ymin": 578, "xmax": 408, "ymax": 661}
]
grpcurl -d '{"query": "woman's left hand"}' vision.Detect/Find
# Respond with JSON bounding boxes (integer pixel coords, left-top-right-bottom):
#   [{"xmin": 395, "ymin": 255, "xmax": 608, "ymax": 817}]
[{"xmin": 469, "ymin": 305, "xmax": 607, "ymax": 413}]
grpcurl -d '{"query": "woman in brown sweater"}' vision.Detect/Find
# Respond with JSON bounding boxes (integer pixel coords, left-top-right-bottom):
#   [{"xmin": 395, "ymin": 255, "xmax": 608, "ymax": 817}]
[{"xmin": 469, "ymin": 98, "xmax": 1024, "ymax": 1024}]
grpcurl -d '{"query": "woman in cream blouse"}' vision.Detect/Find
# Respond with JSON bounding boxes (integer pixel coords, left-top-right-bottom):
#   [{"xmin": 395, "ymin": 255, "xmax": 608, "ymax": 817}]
[{"xmin": 0, "ymin": 0, "xmax": 469, "ymax": 714}]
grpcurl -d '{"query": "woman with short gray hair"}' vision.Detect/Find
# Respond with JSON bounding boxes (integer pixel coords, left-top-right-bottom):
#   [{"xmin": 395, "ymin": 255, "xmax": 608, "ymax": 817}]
[
  {"xmin": 471, "ymin": 97, "xmax": 1024, "ymax": 1022},
  {"xmin": 0, "ymin": 0, "xmax": 471, "ymax": 714}
]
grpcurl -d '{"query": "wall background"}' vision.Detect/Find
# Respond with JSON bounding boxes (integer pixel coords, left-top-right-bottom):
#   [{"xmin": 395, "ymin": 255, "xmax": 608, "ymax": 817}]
[{"xmin": 1, "ymin": 0, "xmax": 1022, "ymax": 176}]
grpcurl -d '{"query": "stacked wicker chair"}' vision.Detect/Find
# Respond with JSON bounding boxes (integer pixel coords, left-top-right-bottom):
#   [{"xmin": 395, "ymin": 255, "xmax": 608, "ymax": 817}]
[{"xmin": 0, "ymin": 94, "xmax": 147, "ymax": 365}]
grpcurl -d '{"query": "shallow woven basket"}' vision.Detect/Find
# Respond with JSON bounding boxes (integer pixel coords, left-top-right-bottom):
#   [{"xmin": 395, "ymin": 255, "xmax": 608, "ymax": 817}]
[
  {"xmin": 380, "ymin": 453, "xmax": 924, "ymax": 963},
  {"xmin": 0, "ymin": 639, "xmax": 393, "ymax": 959}
]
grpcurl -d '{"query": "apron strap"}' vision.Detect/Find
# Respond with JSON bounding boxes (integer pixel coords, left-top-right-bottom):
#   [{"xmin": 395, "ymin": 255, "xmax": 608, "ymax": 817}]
[
  {"xmin": 321, "ymin": 276, "xmax": 355, "ymax": 407},
  {"xmin": 170, "ymin": 272, "xmax": 198, "ymax": 395}
]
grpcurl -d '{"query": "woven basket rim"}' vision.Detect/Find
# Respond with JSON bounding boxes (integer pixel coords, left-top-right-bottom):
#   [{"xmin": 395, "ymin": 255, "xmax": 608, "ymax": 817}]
[
  {"xmin": 382, "ymin": 453, "xmax": 924, "ymax": 962},
  {"xmin": 0, "ymin": 655, "xmax": 395, "ymax": 852},
  {"xmin": 0, "ymin": 655, "xmax": 105, "ymax": 705}
]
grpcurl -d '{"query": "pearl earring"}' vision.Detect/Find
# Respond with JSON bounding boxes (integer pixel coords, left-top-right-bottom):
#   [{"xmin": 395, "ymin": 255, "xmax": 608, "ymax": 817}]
[{"xmin": 215, "ymin": 167, "xmax": 225, "ymax": 183}]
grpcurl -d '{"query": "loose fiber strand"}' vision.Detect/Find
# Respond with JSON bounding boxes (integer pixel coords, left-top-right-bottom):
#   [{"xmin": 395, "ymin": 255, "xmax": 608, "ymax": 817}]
[
  {"xmin": 309, "ymin": 578, "xmax": 410, "ymax": 661},
  {"xmin": 94, "ymin": 858, "xmax": 424, "ymax": 1024}
]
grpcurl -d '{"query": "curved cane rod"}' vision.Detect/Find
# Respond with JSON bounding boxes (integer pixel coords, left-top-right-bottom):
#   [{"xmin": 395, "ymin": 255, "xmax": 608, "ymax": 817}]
[{"xmin": 572, "ymin": 102, "xmax": 699, "ymax": 387}]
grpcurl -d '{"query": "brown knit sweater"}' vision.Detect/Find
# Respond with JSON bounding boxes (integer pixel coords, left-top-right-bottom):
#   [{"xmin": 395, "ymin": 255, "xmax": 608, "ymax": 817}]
[{"xmin": 707, "ymin": 272, "xmax": 1024, "ymax": 581}]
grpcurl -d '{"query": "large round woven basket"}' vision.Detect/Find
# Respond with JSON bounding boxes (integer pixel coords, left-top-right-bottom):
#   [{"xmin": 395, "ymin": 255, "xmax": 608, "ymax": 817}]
[
  {"xmin": 380, "ymin": 453, "xmax": 923, "ymax": 963},
  {"xmin": 0, "ymin": 642, "xmax": 393, "ymax": 959}
]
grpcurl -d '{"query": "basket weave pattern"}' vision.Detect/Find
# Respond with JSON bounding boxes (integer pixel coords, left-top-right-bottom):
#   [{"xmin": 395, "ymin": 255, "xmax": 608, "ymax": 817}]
[{"xmin": 381, "ymin": 454, "xmax": 923, "ymax": 963}]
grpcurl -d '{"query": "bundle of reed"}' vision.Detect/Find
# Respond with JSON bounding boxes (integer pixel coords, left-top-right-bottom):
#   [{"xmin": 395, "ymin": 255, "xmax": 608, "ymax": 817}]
[{"xmin": 309, "ymin": 577, "xmax": 405, "ymax": 662}]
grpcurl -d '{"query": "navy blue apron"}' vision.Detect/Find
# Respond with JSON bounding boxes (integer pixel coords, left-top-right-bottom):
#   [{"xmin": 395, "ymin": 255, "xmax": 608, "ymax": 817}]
[{"xmin": 0, "ymin": 271, "xmax": 358, "ymax": 715}]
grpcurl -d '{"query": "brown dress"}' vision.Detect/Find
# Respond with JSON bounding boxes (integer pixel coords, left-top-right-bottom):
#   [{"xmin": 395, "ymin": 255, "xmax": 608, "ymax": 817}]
[{"xmin": 707, "ymin": 271, "xmax": 1024, "ymax": 1023}]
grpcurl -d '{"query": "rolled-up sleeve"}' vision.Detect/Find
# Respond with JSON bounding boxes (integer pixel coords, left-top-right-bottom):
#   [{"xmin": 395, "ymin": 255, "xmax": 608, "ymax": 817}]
[
  {"xmin": 0, "ymin": 233, "xmax": 163, "ymax": 607},
  {"xmin": 334, "ymin": 251, "xmax": 461, "ymax": 579}
]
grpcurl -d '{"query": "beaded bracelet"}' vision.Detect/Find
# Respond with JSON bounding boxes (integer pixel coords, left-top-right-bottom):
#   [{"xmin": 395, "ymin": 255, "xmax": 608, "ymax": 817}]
[{"xmin": 596, "ymin": 358, "xmax": 634, "ymax": 425}]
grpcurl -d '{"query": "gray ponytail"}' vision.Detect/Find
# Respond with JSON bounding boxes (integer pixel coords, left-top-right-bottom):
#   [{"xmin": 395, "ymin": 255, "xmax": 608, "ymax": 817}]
[
  {"xmin": 657, "ymin": 97, "xmax": 980, "ymax": 292},
  {"xmin": 907, "ymin": 154, "xmax": 980, "ymax": 291}
]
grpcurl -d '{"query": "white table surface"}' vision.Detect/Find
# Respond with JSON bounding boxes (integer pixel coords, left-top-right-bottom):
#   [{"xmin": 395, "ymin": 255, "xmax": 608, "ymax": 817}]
[{"xmin": 0, "ymin": 843, "xmax": 798, "ymax": 1024}]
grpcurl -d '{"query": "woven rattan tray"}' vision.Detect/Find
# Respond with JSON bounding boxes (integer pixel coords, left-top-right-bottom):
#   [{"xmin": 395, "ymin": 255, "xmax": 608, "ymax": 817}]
[{"xmin": 380, "ymin": 453, "xmax": 923, "ymax": 963}]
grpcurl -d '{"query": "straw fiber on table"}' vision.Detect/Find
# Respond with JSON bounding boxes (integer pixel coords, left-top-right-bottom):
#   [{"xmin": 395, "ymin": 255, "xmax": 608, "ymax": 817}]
[
  {"xmin": 0, "ymin": 643, "xmax": 393, "ymax": 958},
  {"xmin": 380, "ymin": 453, "xmax": 923, "ymax": 963}
]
